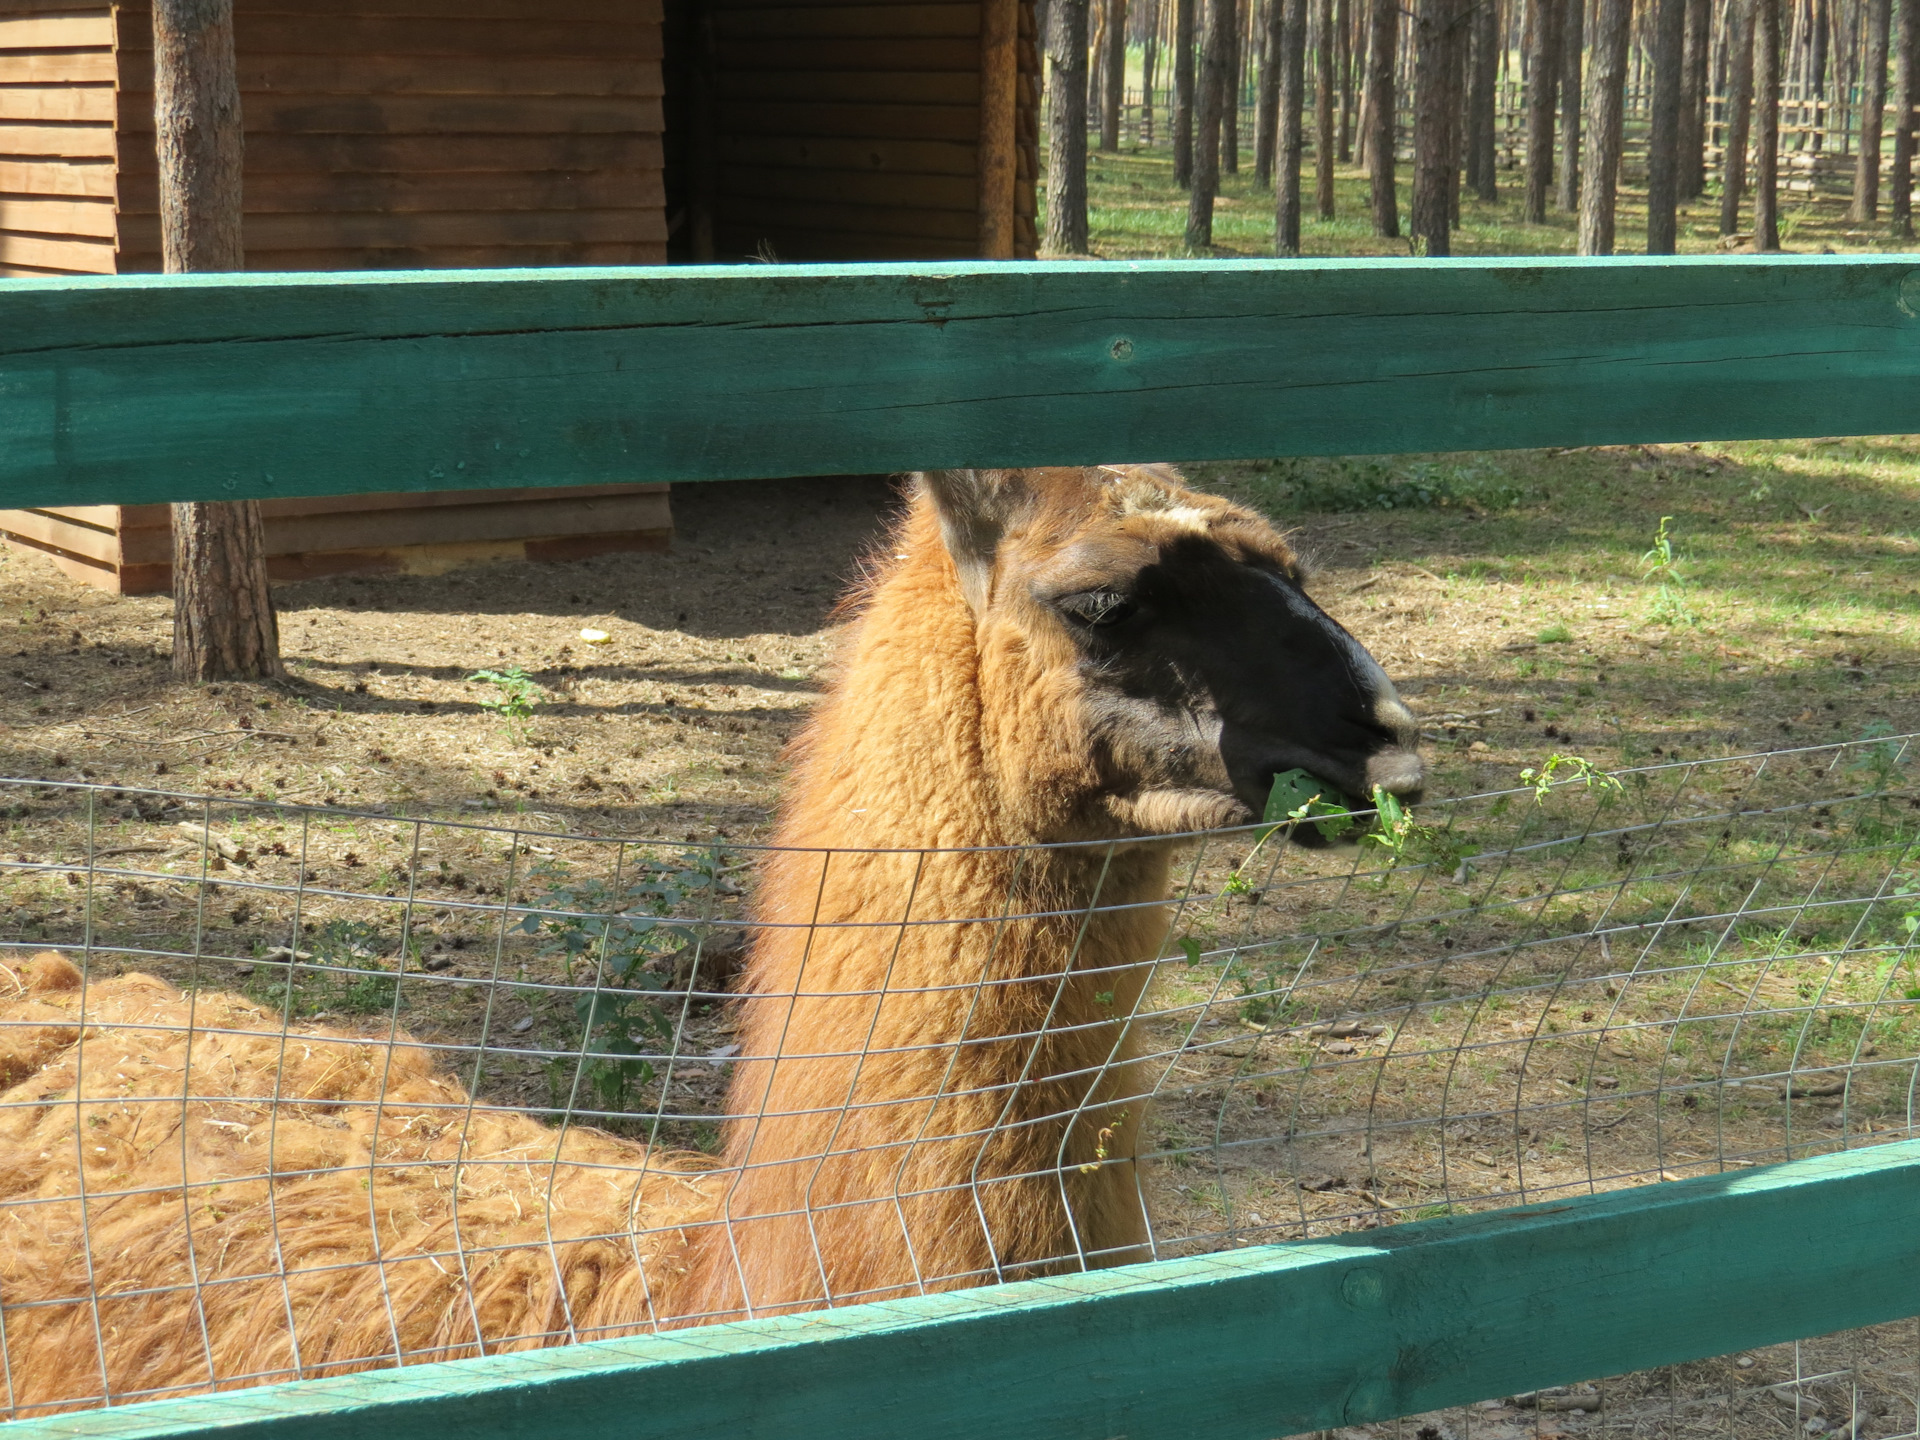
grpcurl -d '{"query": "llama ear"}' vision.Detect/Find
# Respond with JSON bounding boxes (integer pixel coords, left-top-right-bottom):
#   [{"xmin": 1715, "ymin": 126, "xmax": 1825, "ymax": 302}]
[{"xmin": 918, "ymin": 469, "xmax": 1028, "ymax": 613}]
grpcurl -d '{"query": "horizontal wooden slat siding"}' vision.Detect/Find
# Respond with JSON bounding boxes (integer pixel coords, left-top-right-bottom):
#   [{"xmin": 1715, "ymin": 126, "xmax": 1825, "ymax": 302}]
[
  {"xmin": 111, "ymin": 0, "xmax": 666, "ymax": 274},
  {"xmin": 709, "ymin": 3, "xmax": 979, "ymax": 36},
  {"xmin": 718, "ymin": 164, "xmax": 976, "ymax": 210},
  {"xmin": 714, "ymin": 70, "xmax": 979, "ymax": 105},
  {"xmin": 0, "ymin": 227, "xmax": 112, "ymax": 269},
  {"xmin": 0, "ymin": 4, "xmax": 117, "ymax": 276},
  {"xmin": 118, "ymin": 132, "xmax": 667, "ymax": 175},
  {"xmin": 714, "ymin": 134, "xmax": 977, "ymax": 176},
  {"xmin": 232, "ymin": 241, "xmax": 666, "ymax": 270},
  {"xmin": 704, "ymin": 0, "xmax": 989, "ymax": 261},
  {"xmin": 0, "ymin": 192, "xmax": 115, "ymax": 234},
  {"xmin": 115, "ymin": 52, "xmax": 666, "ymax": 94},
  {"xmin": 0, "ymin": 121, "xmax": 114, "ymax": 155},
  {"xmin": 121, "ymin": 169, "xmax": 667, "ymax": 214},
  {"xmin": 111, "ymin": 13, "xmax": 662, "ymax": 57},
  {"xmin": 116, "ymin": 94, "xmax": 666, "ymax": 135},
  {"xmin": 0, "ymin": 9, "xmax": 111, "ymax": 45}
]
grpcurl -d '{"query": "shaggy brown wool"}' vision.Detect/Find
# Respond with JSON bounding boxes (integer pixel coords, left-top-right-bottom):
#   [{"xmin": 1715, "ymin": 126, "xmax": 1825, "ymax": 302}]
[{"xmin": 0, "ymin": 951, "xmax": 715, "ymax": 1415}]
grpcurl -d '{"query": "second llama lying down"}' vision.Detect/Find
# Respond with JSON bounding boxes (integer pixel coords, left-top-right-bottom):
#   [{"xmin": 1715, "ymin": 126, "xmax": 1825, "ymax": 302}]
[{"xmin": 0, "ymin": 464, "xmax": 1423, "ymax": 1414}]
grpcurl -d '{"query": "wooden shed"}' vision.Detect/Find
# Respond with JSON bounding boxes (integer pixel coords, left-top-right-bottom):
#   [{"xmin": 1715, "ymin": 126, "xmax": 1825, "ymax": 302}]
[{"xmin": 0, "ymin": 0, "xmax": 1038, "ymax": 591}]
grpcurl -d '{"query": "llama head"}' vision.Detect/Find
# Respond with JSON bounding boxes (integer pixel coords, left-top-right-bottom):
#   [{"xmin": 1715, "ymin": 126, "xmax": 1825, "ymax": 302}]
[{"xmin": 919, "ymin": 464, "xmax": 1424, "ymax": 840}]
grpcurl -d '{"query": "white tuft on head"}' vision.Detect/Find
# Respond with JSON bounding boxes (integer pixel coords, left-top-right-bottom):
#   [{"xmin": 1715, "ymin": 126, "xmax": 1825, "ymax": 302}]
[{"xmin": 1099, "ymin": 466, "xmax": 1217, "ymax": 534}]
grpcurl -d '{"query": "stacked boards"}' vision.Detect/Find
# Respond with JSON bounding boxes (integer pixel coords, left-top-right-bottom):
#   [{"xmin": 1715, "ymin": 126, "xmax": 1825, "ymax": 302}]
[
  {"xmin": 691, "ymin": 0, "xmax": 1038, "ymax": 261},
  {"xmin": 111, "ymin": 0, "xmax": 668, "ymax": 271},
  {"xmin": 0, "ymin": 5, "xmax": 116, "ymax": 277}
]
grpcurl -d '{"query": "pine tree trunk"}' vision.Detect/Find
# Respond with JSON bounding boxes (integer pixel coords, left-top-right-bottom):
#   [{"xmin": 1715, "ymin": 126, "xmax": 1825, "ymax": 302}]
[
  {"xmin": 1368, "ymin": 0, "xmax": 1402, "ymax": 229},
  {"xmin": 1752, "ymin": 0, "xmax": 1782, "ymax": 247},
  {"xmin": 1277, "ymin": 0, "xmax": 1311, "ymax": 245},
  {"xmin": 1175, "ymin": 0, "xmax": 1199, "ymax": 181},
  {"xmin": 1413, "ymin": 0, "xmax": 1463, "ymax": 250},
  {"xmin": 1721, "ymin": 0, "xmax": 1756, "ymax": 231},
  {"xmin": 1257, "ymin": 0, "xmax": 1282, "ymax": 179},
  {"xmin": 1809, "ymin": 0, "xmax": 1829, "ymax": 150},
  {"xmin": 153, "ymin": 0, "xmax": 281, "ymax": 684},
  {"xmin": 1577, "ymin": 0, "xmax": 1633, "ymax": 252},
  {"xmin": 1187, "ymin": 0, "xmax": 1232, "ymax": 241},
  {"xmin": 1223, "ymin": 0, "xmax": 1243, "ymax": 170},
  {"xmin": 1852, "ymin": 0, "xmax": 1890, "ymax": 218},
  {"xmin": 1557, "ymin": 0, "xmax": 1585, "ymax": 207},
  {"xmin": 1646, "ymin": 0, "xmax": 1686, "ymax": 249},
  {"xmin": 1894, "ymin": 0, "xmax": 1918, "ymax": 236},
  {"xmin": 1338, "ymin": 0, "xmax": 1356, "ymax": 156},
  {"xmin": 1677, "ymin": 0, "xmax": 1712, "ymax": 194},
  {"xmin": 1468, "ymin": 0, "xmax": 1500, "ymax": 197},
  {"xmin": 1316, "ymin": 0, "xmax": 1339, "ymax": 211},
  {"xmin": 1102, "ymin": 0, "xmax": 1129, "ymax": 147},
  {"xmin": 1142, "ymin": 0, "xmax": 1160, "ymax": 143},
  {"xmin": 1525, "ymin": 0, "xmax": 1564, "ymax": 217},
  {"xmin": 1046, "ymin": 0, "xmax": 1092, "ymax": 249}
]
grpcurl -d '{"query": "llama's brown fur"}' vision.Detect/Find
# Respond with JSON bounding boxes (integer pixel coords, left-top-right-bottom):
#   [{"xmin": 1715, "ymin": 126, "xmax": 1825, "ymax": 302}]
[
  {"xmin": 0, "ymin": 951, "xmax": 715, "ymax": 1413},
  {"xmin": 1, "ymin": 465, "xmax": 1387, "ymax": 1408}
]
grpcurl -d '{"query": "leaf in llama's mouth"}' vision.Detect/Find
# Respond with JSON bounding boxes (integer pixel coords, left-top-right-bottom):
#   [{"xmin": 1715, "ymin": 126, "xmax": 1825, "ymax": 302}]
[{"xmin": 1262, "ymin": 767, "xmax": 1362, "ymax": 842}]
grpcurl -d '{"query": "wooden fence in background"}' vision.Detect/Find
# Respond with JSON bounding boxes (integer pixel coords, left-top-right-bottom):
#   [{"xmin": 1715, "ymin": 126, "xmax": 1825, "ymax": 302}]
[{"xmin": 1, "ymin": 252, "xmax": 1919, "ymax": 1436}]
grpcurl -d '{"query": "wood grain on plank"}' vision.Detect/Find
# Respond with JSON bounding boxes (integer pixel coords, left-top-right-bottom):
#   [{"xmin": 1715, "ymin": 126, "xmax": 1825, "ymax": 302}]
[
  {"xmin": 0, "ymin": 11, "xmax": 112, "ymax": 47},
  {"xmin": 0, "ymin": 194, "xmax": 116, "ymax": 237},
  {"xmin": 709, "ymin": 4, "xmax": 980, "ymax": 38},
  {"xmin": 118, "ymin": 169, "xmax": 666, "ymax": 215},
  {"xmin": 712, "ymin": 226, "xmax": 978, "ymax": 260},
  {"xmin": 0, "ymin": 227, "xmax": 110, "ymax": 270},
  {"xmin": 0, "ymin": 51, "xmax": 117, "ymax": 85},
  {"xmin": 720, "ymin": 101, "xmax": 978, "ymax": 140},
  {"xmin": 713, "ymin": 70, "xmax": 978, "ymax": 104},
  {"xmin": 110, "ymin": 14, "xmax": 662, "ymax": 57},
  {"xmin": 715, "ymin": 165, "xmax": 975, "ymax": 210},
  {"xmin": 116, "ymin": 132, "xmax": 666, "ymax": 175},
  {"xmin": 0, "ymin": 1138, "xmax": 1915, "ymax": 1440},
  {"xmin": 114, "ymin": 240, "xmax": 670, "ymax": 271},
  {"xmin": 713, "ymin": 133, "xmax": 976, "ymax": 175},
  {"xmin": 113, "ymin": 52, "xmax": 667, "ymax": 96},
  {"xmin": 9, "ymin": 258, "xmax": 1920, "ymax": 507},
  {"xmin": 115, "ymin": 93, "xmax": 666, "ymax": 135},
  {"xmin": 718, "ymin": 194, "xmax": 978, "ymax": 238},
  {"xmin": 715, "ymin": 36, "xmax": 988, "ymax": 70},
  {"xmin": 0, "ymin": 157, "xmax": 115, "ymax": 198},
  {"xmin": 0, "ymin": 123, "xmax": 114, "ymax": 157},
  {"xmin": 0, "ymin": 86, "xmax": 115, "ymax": 124}
]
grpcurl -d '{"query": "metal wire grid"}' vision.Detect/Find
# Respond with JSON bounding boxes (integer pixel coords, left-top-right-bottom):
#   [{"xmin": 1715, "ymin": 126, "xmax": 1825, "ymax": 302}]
[{"xmin": 0, "ymin": 731, "xmax": 1915, "ymax": 1434}]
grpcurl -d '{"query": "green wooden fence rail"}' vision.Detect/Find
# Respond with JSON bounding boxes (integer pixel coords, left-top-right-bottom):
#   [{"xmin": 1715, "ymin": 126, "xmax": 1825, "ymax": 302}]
[
  {"xmin": 7, "ymin": 1138, "xmax": 1920, "ymax": 1440},
  {"xmin": 3, "ymin": 255, "xmax": 1919, "ymax": 511},
  {"xmin": 4, "ymin": 254, "xmax": 1920, "ymax": 1435}
]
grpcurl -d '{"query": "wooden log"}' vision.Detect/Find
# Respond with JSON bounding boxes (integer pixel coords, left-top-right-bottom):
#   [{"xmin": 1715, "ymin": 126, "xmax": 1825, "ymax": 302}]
[
  {"xmin": 977, "ymin": 0, "xmax": 1018, "ymax": 256},
  {"xmin": 115, "ymin": 132, "xmax": 666, "ymax": 175},
  {"xmin": 109, "ymin": 13, "xmax": 662, "ymax": 56},
  {"xmin": 5, "ymin": 258, "xmax": 1920, "ymax": 510},
  {"xmin": 0, "ymin": 124, "xmax": 116, "ymax": 158},
  {"xmin": 116, "ymin": 169, "xmax": 667, "ymax": 215},
  {"xmin": 0, "ymin": 11, "xmax": 113, "ymax": 47},
  {"xmin": 708, "ymin": 4, "xmax": 981, "ymax": 39},
  {"xmin": 114, "ymin": 52, "xmax": 668, "ymax": 95},
  {"xmin": 115, "ymin": 94, "xmax": 667, "ymax": 135},
  {"xmin": 0, "ymin": 230, "xmax": 114, "ymax": 270},
  {"xmin": 711, "ymin": 70, "xmax": 979, "ymax": 104},
  {"xmin": 2, "ymin": 1137, "xmax": 1917, "ymax": 1440}
]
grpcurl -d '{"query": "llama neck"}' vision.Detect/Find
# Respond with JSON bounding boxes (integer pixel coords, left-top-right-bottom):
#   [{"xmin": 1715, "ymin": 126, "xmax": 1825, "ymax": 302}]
[{"xmin": 666, "ymin": 505, "xmax": 1167, "ymax": 1324}]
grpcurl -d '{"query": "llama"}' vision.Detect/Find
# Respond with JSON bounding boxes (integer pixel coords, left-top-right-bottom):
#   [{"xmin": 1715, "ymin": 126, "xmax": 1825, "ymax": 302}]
[{"xmin": 0, "ymin": 463, "xmax": 1421, "ymax": 1412}]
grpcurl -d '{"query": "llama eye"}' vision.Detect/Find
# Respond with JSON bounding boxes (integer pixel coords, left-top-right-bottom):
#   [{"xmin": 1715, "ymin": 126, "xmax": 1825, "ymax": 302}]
[{"xmin": 1058, "ymin": 590, "xmax": 1136, "ymax": 627}]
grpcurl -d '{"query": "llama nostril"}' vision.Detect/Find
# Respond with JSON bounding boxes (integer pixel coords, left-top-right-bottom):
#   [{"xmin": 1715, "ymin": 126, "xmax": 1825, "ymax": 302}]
[{"xmin": 1366, "ymin": 749, "xmax": 1426, "ymax": 802}]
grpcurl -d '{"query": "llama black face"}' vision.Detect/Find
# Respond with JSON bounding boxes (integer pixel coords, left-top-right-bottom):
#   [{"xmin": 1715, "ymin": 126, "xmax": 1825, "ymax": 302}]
[{"xmin": 1050, "ymin": 531, "xmax": 1425, "ymax": 834}]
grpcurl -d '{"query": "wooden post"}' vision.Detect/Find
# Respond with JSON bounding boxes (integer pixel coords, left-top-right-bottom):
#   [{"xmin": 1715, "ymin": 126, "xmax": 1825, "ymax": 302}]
[
  {"xmin": 152, "ymin": 0, "xmax": 282, "ymax": 683},
  {"xmin": 980, "ymin": 0, "xmax": 1021, "ymax": 256}
]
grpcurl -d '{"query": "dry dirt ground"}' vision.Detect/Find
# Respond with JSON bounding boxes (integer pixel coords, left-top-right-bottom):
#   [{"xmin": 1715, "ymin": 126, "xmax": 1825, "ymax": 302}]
[{"xmin": 3, "ymin": 450, "xmax": 1918, "ymax": 1438}]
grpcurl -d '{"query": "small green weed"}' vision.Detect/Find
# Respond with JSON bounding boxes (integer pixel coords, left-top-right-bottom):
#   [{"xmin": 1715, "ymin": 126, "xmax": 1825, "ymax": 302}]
[
  {"xmin": 527, "ymin": 851, "xmax": 731, "ymax": 1116},
  {"xmin": 1536, "ymin": 623, "xmax": 1573, "ymax": 644},
  {"xmin": 1520, "ymin": 754, "xmax": 1626, "ymax": 805},
  {"xmin": 1641, "ymin": 516, "xmax": 1703, "ymax": 627},
  {"xmin": 468, "ymin": 665, "xmax": 545, "ymax": 739}
]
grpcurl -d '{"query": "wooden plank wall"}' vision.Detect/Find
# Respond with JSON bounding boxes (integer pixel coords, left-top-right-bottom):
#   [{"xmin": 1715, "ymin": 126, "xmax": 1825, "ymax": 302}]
[
  {"xmin": 0, "ymin": 2, "xmax": 117, "ymax": 276},
  {"xmin": 1013, "ymin": 0, "xmax": 1036, "ymax": 257},
  {"xmin": 111, "ymin": 0, "xmax": 668, "ymax": 271},
  {"xmin": 704, "ymin": 0, "xmax": 1037, "ymax": 261},
  {"xmin": 0, "ymin": 484, "xmax": 671, "ymax": 593}
]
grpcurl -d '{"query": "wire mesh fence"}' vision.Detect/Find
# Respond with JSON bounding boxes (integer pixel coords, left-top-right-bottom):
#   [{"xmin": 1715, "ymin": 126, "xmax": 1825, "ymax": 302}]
[{"xmin": 1, "ymin": 731, "xmax": 1916, "ymax": 1434}]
